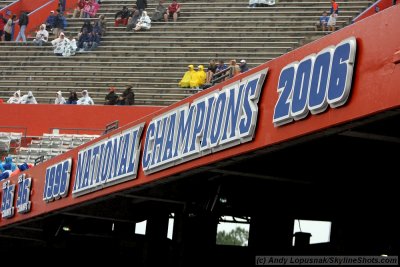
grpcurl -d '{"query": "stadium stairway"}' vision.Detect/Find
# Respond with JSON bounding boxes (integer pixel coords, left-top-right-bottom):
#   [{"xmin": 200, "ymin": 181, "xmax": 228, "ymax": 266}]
[
  {"xmin": 0, "ymin": 0, "xmax": 375, "ymax": 106},
  {"xmin": 0, "ymin": 1, "xmax": 13, "ymax": 9}
]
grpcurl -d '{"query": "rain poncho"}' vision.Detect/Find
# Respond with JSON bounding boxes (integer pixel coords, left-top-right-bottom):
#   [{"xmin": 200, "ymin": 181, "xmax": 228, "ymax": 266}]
[
  {"xmin": 55, "ymin": 91, "xmax": 66, "ymax": 104},
  {"xmin": 179, "ymin": 65, "xmax": 195, "ymax": 88},
  {"xmin": 135, "ymin": 11, "xmax": 151, "ymax": 30},
  {"xmin": 34, "ymin": 24, "xmax": 49, "ymax": 43},
  {"xmin": 51, "ymin": 33, "xmax": 77, "ymax": 57},
  {"xmin": 190, "ymin": 65, "xmax": 206, "ymax": 88},
  {"xmin": 249, "ymin": 0, "xmax": 275, "ymax": 6},
  {"xmin": 77, "ymin": 90, "xmax": 95, "ymax": 105},
  {"xmin": 20, "ymin": 91, "xmax": 38, "ymax": 104},
  {"xmin": 7, "ymin": 90, "xmax": 21, "ymax": 104}
]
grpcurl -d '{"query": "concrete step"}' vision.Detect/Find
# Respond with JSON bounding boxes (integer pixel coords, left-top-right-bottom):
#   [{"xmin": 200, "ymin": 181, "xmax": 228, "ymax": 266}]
[
  {"xmin": 0, "ymin": 45, "xmax": 292, "ymax": 52},
  {"xmin": 0, "ymin": 86, "xmax": 198, "ymax": 94},
  {"xmin": 0, "ymin": 54, "xmax": 273, "ymax": 62},
  {"xmin": 0, "ymin": 60, "xmax": 264, "ymax": 68}
]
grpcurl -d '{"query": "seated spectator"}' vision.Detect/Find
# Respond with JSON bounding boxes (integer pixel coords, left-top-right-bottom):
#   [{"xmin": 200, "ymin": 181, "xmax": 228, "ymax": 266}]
[
  {"xmin": 316, "ymin": 11, "xmax": 329, "ymax": 31},
  {"xmin": 134, "ymin": 11, "xmax": 151, "ymax": 31},
  {"xmin": 126, "ymin": 10, "xmax": 140, "ymax": 31},
  {"xmin": 249, "ymin": 0, "xmax": 257, "ymax": 7},
  {"xmin": 66, "ymin": 91, "xmax": 78, "ymax": 104},
  {"xmin": 116, "ymin": 96, "xmax": 125, "ymax": 105},
  {"xmin": 104, "ymin": 87, "xmax": 118, "ymax": 105},
  {"xmin": 327, "ymin": 13, "xmax": 337, "ymax": 32},
  {"xmin": 239, "ymin": 59, "xmax": 249, "ymax": 73},
  {"xmin": 77, "ymin": 20, "xmax": 93, "ymax": 39},
  {"xmin": 120, "ymin": 85, "xmax": 135, "ymax": 105},
  {"xmin": 78, "ymin": 30, "xmax": 100, "ymax": 51},
  {"xmin": 213, "ymin": 60, "xmax": 228, "ymax": 83},
  {"xmin": 7, "ymin": 90, "xmax": 21, "ymax": 104},
  {"xmin": 77, "ymin": 90, "xmax": 94, "ymax": 105},
  {"xmin": 94, "ymin": 15, "xmax": 107, "ymax": 36},
  {"xmin": 115, "ymin": 6, "xmax": 130, "ymax": 26},
  {"xmin": 51, "ymin": 32, "xmax": 77, "ymax": 57},
  {"xmin": 164, "ymin": 0, "xmax": 181, "ymax": 22},
  {"xmin": 81, "ymin": 20, "xmax": 93, "ymax": 34},
  {"xmin": 82, "ymin": 0, "xmax": 100, "ymax": 18},
  {"xmin": 179, "ymin": 65, "xmax": 195, "ymax": 88},
  {"xmin": 20, "ymin": 91, "xmax": 38, "ymax": 104},
  {"xmin": 88, "ymin": 31, "xmax": 101, "ymax": 50},
  {"xmin": 190, "ymin": 65, "xmax": 206, "ymax": 89},
  {"xmin": 206, "ymin": 59, "xmax": 217, "ymax": 84},
  {"xmin": 249, "ymin": 0, "xmax": 275, "ymax": 7},
  {"xmin": 33, "ymin": 24, "xmax": 49, "ymax": 46},
  {"xmin": 77, "ymin": 28, "xmax": 91, "ymax": 50},
  {"xmin": 229, "ymin": 60, "xmax": 241, "ymax": 77},
  {"xmin": 151, "ymin": 0, "xmax": 166, "ymax": 22},
  {"xmin": 55, "ymin": 91, "xmax": 66, "ymax": 104},
  {"xmin": 45, "ymin": 10, "xmax": 56, "ymax": 32},
  {"xmin": 73, "ymin": 0, "xmax": 86, "ymax": 18}
]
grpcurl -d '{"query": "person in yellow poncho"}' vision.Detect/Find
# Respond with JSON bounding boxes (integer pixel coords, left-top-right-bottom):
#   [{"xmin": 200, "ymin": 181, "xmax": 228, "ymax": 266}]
[
  {"xmin": 190, "ymin": 65, "xmax": 207, "ymax": 89},
  {"xmin": 179, "ymin": 65, "xmax": 195, "ymax": 88}
]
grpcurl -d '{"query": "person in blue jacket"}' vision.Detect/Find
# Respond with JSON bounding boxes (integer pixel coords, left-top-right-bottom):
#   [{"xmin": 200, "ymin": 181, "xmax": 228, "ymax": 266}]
[{"xmin": 2, "ymin": 156, "xmax": 17, "ymax": 172}]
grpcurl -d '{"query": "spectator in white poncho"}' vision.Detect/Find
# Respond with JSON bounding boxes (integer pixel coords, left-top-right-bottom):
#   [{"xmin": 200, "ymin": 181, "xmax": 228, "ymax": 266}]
[
  {"xmin": 134, "ymin": 11, "xmax": 151, "ymax": 31},
  {"xmin": 55, "ymin": 91, "xmax": 66, "ymax": 104},
  {"xmin": 20, "ymin": 91, "xmax": 38, "ymax": 104},
  {"xmin": 51, "ymin": 32, "xmax": 77, "ymax": 57},
  {"xmin": 77, "ymin": 90, "xmax": 94, "ymax": 105},
  {"xmin": 7, "ymin": 90, "xmax": 21, "ymax": 104},
  {"xmin": 33, "ymin": 24, "xmax": 49, "ymax": 46},
  {"xmin": 249, "ymin": 0, "xmax": 275, "ymax": 7}
]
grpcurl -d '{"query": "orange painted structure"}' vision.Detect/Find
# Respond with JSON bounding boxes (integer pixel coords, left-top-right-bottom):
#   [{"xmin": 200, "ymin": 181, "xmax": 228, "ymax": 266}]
[{"xmin": 0, "ymin": 5, "xmax": 399, "ymax": 265}]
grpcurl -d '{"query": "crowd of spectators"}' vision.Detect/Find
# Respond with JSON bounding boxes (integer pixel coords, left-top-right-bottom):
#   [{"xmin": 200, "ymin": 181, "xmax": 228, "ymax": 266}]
[
  {"xmin": 4, "ymin": 90, "xmax": 96, "ymax": 105},
  {"xmin": 48, "ymin": 15, "xmax": 105, "ymax": 57},
  {"xmin": 115, "ymin": 4, "xmax": 153, "ymax": 32},
  {"xmin": 178, "ymin": 59, "xmax": 249, "ymax": 90},
  {"xmin": 114, "ymin": 0, "xmax": 181, "ymax": 33},
  {"xmin": 6, "ymin": 90, "xmax": 37, "ymax": 104},
  {"xmin": 3, "ymin": 87, "xmax": 136, "ymax": 106},
  {"xmin": 72, "ymin": 0, "xmax": 101, "ymax": 19}
]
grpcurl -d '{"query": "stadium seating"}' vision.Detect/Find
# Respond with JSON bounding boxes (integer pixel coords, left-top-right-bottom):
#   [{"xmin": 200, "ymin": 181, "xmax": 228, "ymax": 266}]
[
  {"xmin": 0, "ymin": 132, "xmax": 22, "ymax": 154},
  {"xmin": 0, "ymin": 0, "xmax": 375, "ymax": 106},
  {"xmin": 8, "ymin": 133, "xmax": 99, "ymax": 165}
]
